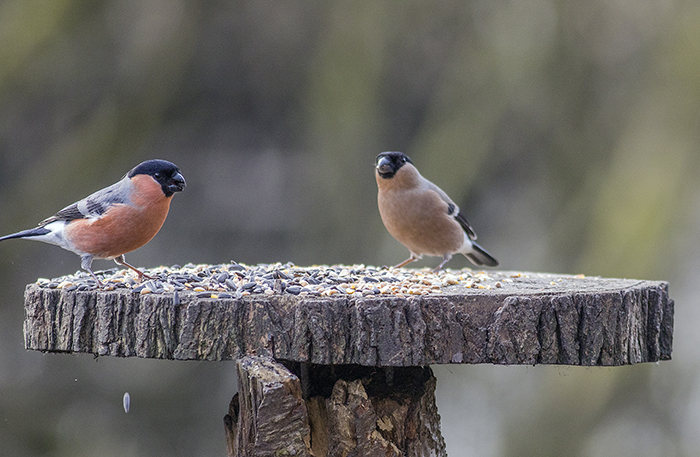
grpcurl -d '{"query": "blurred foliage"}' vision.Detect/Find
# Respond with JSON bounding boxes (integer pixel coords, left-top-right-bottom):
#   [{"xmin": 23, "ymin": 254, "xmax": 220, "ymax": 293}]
[{"xmin": 1, "ymin": 1, "xmax": 699, "ymax": 456}]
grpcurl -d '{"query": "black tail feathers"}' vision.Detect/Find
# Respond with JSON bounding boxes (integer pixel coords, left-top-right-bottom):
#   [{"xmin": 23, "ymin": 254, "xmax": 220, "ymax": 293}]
[
  {"xmin": 465, "ymin": 241, "xmax": 499, "ymax": 267},
  {"xmin": 0, "ymin": 227, "xmax": 51, "ymax": 242}
]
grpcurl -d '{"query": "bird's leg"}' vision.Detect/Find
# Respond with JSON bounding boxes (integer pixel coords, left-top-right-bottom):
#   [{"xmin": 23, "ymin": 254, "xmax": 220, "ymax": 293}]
[
  {"xmin": 81, "ymin": 254, "xmax": 103, "ymax": 287},
  {"xmin": 394, "ymin": 253, "xmax": 421, "ymax": 269},
  {"xmin": 433, "ymin": 254, "xmax": 453, "ymax": 272},
  {"xmin": 114, "ymin": 255, "xmax": 155, "ymax": 282}
]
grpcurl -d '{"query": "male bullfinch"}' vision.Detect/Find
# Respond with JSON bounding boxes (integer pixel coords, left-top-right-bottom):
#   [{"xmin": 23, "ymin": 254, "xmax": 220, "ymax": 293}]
[
  {"xmin": 0, "ymin": 159, "xmax": 186, "ymax": 286},
  {"xmin": 375, "ymin": 151, "xmax": 498, "ymax": 271}
]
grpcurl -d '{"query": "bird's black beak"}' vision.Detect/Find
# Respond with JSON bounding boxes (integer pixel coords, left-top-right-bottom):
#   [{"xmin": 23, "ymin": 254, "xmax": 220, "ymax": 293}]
[
  {"xmin": 376, "ymin": 156, "xmax": 393, "ymax": 175},
  {"xmin": 167, "ymin": 172, "xmax": 186, "ymax": 194}
]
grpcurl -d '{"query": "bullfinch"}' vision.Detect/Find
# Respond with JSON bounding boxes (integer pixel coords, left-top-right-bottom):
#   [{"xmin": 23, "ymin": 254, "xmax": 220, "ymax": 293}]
[
  {"xmin": 375, "ymin": 151, "xmax": 498, "ymax": 271},
  {"xmin": 0, "ymin": 159, "xmax": 186, "ymax": 285}
]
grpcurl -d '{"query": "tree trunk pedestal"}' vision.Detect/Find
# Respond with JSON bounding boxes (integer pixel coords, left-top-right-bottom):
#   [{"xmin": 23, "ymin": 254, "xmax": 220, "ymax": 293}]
[{"xmin": 225, "ymin": 358, "xmax": 445, "ymax": 457}]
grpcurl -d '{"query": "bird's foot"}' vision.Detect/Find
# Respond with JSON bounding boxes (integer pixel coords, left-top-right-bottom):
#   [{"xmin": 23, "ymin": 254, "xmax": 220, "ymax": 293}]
[
  {"xmin": 114, "ymin": 255, "xmax": 155, "ymax": 283},
  {"xmin": 394, "ymin": 254, "xmax": 420, "ymax": 269},
  {"xmin": 87, "ymin": 272, "xmax": 104, "ymax": 288},
  {"xmin": 136, "ymin": 270, "xmax": 156, "ymax": 282}
]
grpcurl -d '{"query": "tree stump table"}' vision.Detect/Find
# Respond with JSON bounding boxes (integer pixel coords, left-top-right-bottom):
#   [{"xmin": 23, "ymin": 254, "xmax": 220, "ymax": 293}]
[{"xmin": 22, "ymin": 263, "xmax": 674, "ymax": 456}]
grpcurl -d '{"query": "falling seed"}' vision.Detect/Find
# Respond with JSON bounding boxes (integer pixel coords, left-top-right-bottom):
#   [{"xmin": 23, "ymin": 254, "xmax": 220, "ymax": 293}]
[{"xmin": 123, "ymin": 392, "xmax": 130, "ymax": 413}]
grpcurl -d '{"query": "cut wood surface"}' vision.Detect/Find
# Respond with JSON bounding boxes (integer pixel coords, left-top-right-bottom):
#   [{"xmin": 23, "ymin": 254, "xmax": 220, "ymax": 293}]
[{"xmin": 23, "ymin": 268, "xmax": 674, "ymax": 366}]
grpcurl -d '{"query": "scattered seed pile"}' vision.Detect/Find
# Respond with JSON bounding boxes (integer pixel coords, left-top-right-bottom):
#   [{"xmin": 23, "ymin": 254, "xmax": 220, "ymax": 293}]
[{"xmin": 34, "ymin": 262, "xmax": 515, "ymax": 299}]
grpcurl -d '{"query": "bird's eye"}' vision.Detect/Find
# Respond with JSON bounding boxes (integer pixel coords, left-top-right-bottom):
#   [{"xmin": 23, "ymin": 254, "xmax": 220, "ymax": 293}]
[{"xmin": 154, "ymin": 172, "xmax": 163, "ymax": 179}]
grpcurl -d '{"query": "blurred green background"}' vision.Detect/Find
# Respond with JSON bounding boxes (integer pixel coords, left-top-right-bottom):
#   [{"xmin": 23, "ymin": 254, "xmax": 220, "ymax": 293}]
[{"xmin": 0, "ymin": 1, "xmax": 698, "ymax": 456}]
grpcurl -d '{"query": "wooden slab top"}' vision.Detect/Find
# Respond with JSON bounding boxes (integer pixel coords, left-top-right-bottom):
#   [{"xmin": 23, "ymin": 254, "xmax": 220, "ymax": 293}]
[{"xmin": 22, "ymin": 265, "xmax": 674, "ymax": 366}]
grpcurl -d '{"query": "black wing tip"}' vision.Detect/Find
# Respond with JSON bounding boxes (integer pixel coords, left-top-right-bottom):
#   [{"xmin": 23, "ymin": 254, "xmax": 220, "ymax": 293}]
[
  {"xmin": 455, "ymin": 212, "xmax": 477, "ymax": 240},
  {"xmin": 41, "ymin": 203, "xmax": 87, "ymax": 224}
]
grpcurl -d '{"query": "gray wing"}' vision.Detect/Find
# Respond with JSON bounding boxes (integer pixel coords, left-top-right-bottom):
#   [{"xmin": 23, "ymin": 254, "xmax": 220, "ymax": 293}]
[
  {"xmin": 425, "ymin": 179, "xmax": 477, "ymax": 240},
  {"xmin": 40, "ymin": 178, "xmax": 132, "ymax": 226}
]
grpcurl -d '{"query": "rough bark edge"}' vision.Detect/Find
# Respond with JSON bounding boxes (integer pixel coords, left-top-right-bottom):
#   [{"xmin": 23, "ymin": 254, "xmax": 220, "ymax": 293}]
[{"xmin": 23, "ymin": 280, "xmax": 673, "ymax": 366}]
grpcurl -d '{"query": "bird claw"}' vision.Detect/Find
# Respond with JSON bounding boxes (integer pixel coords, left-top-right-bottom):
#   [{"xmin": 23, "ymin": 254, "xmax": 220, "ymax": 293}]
[
  {"xmin": 86, "ymin": 272, "xmax": 104, "ymax": 288},
  {"xmin": 137, "ymin": 271, "xmax": 156, "ymax": 282},
  {"xmin": 394, "ymin": 255, "xmax": 419, "ymax": 269}
]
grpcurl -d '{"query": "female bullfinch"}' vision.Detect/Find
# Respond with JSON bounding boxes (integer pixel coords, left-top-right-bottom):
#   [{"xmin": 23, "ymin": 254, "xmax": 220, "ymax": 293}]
[
  {"xmin": 375, "ymin": 151, "xmax": 498, "ymax": 271},
  {"xmin": 0, "ymin": 159, "xmax": 185, "ymax": 285}
]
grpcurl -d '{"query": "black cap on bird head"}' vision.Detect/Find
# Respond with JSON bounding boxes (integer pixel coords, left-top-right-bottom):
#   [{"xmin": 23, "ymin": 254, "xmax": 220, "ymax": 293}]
[
  {"xmin": 375, "ymin": 151, "xmax": 413, "ymax": 179},
  {"xmin": 128, "ymin": 159, "xmax": 187, "ymax": 197}
]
